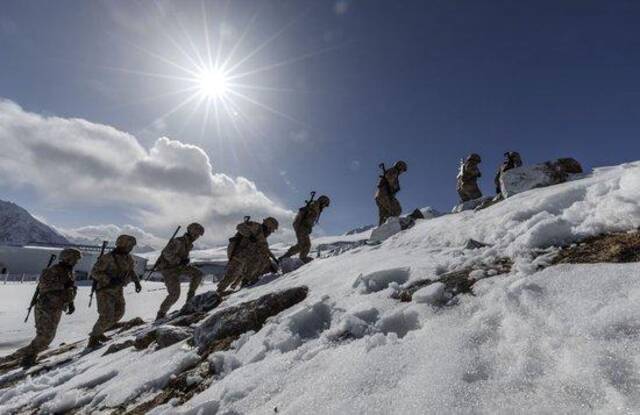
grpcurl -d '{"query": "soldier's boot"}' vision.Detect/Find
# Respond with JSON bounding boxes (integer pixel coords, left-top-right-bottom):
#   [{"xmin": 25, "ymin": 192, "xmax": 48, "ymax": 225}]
[
  {"xmin": 155, "ymin": 311, "xmax": 166, "ymax": 321},
  {"xmin": 87, "ymin": 336, "xmax": 103, "ymax": 350},
  {"xmin": 20, "ymin": 354, "xmax": 37, "ymax": 368}
]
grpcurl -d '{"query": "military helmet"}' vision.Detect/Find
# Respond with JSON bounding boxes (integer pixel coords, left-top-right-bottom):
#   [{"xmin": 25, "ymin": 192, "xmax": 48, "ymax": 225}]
[
  {"xmin": 394, "ymin": 160, "xmax": 408, "ymax": 172},
  {"xmin": 263, "ymin": 217, "xmax": 279, "ymax": 232},
  {"xmin": 318, "ymin": 195, "xmax": 331, "ymax": 208},
  {"xmin": 59, "ymin": 248, "xmax": 81, "ymax": 265},
  {"xmin": 468, "ymin": 153, "xmax": 482, "ymax": 163},
  {"xmin": 187, "ymin": 222, "xmax": 205, "ymax": 237},
  {"xmin": 115, "ymin": 234, "xmax": 137, "ymax": 250}
]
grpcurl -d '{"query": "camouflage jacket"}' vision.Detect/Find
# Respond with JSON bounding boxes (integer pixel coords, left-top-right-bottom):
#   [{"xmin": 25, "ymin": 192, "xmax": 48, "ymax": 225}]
[
  {"xmin": 38, "ymin": 263, "xmax": 76, "ymax": 305},
  {"xmin": 228, "ymin": 221, "xmax": 272, "ymax": 260},
  {"xmin": 294, "ymin": 200, "xmax": 323, "ymax": 231},
  {"xmin": 157, "ymin": 235, "xmax": 194, "ymax": 270},
  {"xmin": 458, "ymin": 161, "xmax": 482, "ymax": 183},
  {"xmin": 375, "ymin": 167, "xmax": 401, "ymax": 198},
  {"xmin": 91, "ymin": 251, "xmax": 140, "ymax": 290}
]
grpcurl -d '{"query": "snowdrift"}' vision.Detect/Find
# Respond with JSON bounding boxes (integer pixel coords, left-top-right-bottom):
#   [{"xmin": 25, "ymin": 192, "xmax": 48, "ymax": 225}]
[{"xmin": 2, "ymin": 161, "xmax": 640, "ymax": 414}]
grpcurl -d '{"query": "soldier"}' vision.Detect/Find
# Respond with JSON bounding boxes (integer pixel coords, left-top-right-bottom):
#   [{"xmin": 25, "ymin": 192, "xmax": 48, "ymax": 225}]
[
  {"xmin": 494, "ymin": 151, "xmax": 523, "ymax": 195},
  {"xmin": 87, "ymin": 235, "xmax": 142, "ymax": 349},
  {"xmin": 15, "ymin": 248, "xmax": 81, "ymax": 367},
  {"xmin": 375, "ymin": 161, "xmax": 408, "ymax": 226},
  {"xmin": 279, "ymin": 194, "xmax": 331, "ymax": 264},
  {"xmin": 155, "ymin": 223, "xmax": 205, "ymax": 320},
  {"xmin": 457, "ymin": 153, "xmax": 483, "ymax": 202},
  {"xmin": 217, "ymin": 217, "xmax": 279, "ymax": 293}
]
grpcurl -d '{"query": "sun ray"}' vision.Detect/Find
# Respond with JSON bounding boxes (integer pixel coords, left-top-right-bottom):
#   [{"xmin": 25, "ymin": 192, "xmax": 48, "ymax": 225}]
[
  {"xmin": 226, "ymin": 88, "xmax": 308, "ymax": 126},
  {"xmin": 224, "ymin": 7, "xmax": 310, "ymax": 75}
]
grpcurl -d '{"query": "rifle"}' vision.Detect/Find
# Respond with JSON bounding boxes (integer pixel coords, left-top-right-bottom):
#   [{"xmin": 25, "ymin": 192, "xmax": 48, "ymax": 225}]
[
  {"xmin": 144, "ymin": 226, "xmax": 181, "ymax": 281},
  {"xmin": 88, "ymin": 240, "xmax": 109, "ymax": 308},
  {"xmin": 25, "ymin": 254, "xmax": 57, "ymax": 323},
  {"xmin": 298, "ymin": 191, "xmax": 317, "ymax": 224}
]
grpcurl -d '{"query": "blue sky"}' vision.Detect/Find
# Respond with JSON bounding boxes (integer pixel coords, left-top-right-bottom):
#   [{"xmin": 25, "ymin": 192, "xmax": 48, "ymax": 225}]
[{"xmin": 2, "ymin": 0, "xmax": 640, "ymax": 244}]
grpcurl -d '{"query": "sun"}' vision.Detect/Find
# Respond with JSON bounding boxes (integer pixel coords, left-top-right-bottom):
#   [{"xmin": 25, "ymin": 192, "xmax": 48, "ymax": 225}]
[{"xmin": 198, "ymin": 70, "xmax": 229, "ymax": 99}]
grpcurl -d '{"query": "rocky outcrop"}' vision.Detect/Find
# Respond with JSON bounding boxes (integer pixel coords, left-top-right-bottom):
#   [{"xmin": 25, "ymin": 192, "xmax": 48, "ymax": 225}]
[
  {"xmin": 179, "ymin": 291, "xmax": 223, "ymax": 315},
  {"xmin": 552, "ymin": 231, "xmax": 640, "ymax": 265},
  {"xmin": 501, "ymin": 158, "xmax": 583, "ymax": 198},
  {"xmin": 452, "ymin": 196, "xmax": 493, "ymax": 213},
  {"xmin": 193, "ymin": 286, "xmax": 309, "ymax": 354},
  {"xmin": 369, "ymin": 216, "xmax": 416, "ymax": 244},
  {"xmin": 392, "ymin": 258, "xmax": 512, "ymax": 303}
]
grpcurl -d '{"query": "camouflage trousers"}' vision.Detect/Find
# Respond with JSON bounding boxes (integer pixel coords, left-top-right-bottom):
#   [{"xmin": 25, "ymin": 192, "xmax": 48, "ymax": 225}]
[
  {"xmin": 457, "ymin": 181, "xmax": 482, "ymax": 202},
  {"xmin": 158, "ymin": 266, "xmax": 203, "ymax": 315},
  {"xmin": 375, "ymin": 194, "xmax": 402, "ymax": 226},
  {"xmin": 16, "ymin": 294, "xmax": 65, "ymax": 357},
  {"xmin": 282, "ymin": 226, "xmax": 312, "ymax": 260},
  {"xmin": 90, "ymin": 286, "xmax": 125, "ymax": 337},
  {"xmin": 217, "ymin": 253, "xmax": 269, "ymax": 292}
]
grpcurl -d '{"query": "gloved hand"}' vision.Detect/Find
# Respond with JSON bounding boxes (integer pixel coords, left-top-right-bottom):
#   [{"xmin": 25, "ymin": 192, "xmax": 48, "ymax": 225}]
[
  {"xmin": 67, "ymin": 302, "xmax": 75, "ymax": 315},
  {"xmin": 135, "ymin": 281, "xmax": 142, "ymax": 293}
]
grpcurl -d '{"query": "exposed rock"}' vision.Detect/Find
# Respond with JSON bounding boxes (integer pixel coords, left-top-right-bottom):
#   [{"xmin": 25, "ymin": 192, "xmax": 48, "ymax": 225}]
[
  {"xmin": 179, "ymin": 291, "xmax": 222, "ymax": 315},
  {"xmin": 156, "ymin": 326, "xmax": 192, "ymax": 350},
  {"xmin": 463, "ymin": 239, "xmax": 491, "ymax": 250},
  {"xmin": 166, "ymin": 313, "xmax": 207, "ymax": 328},
  {"xmin": 103, "ymin": 340, "xmax": 135, "ymax": 356},
  {"xmin": 501, "ymin": 158, "xmax": 583, "ymax": 198},
  {"xmin": 194, "ymin": 286, "xmax": 309, "ymax": 354},
  {"xmin": 111, "ymin": 317, "xmax": 146, "ymax": 333},
  {"xmin": 280, "ymin": 257, "xmax": 305, "ymax": 274},
  {"xmin": 345, "ymin": 224, "xmax": 375, "ymax": 236},
  {"xmin": 392, "ymin": 258, "xmax": 512, "ymax": 302},
  {"xmin": 134, "ymin": 329, "xmax": 158, "ymax": 350},
  {"xmin": 369, "ymin": 216, "xmax": 416, "ymax": 244},
  {"xmin": 552, "ymin": 231, "xmax": 640, "ymax": 265},
  {"xmin": 452, "ymin": 196, "xmax": 493, "ymax": 213},
  {"xmin": 317, "ymin": 240, "xmax": 367, "ymax": 257},
  {"xmin": 408, "ymin": 209, "xmax": 425, "ymax": 220}
]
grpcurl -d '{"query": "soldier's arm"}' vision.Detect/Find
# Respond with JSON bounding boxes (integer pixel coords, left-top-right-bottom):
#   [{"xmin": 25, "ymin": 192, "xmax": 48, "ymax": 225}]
[{"xmin": 128, "ymin": 257, "xmax": 141, "ymax": 284}]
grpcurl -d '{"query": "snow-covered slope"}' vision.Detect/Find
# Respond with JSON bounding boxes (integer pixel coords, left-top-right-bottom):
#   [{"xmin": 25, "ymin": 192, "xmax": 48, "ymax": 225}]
[
  {"xmin": 2, "ymin": 162, "xmax": 640, "ymax": 414},
  {"xmin": 0, "ymin": 199, "xmax": 68, "ymax": 245}
]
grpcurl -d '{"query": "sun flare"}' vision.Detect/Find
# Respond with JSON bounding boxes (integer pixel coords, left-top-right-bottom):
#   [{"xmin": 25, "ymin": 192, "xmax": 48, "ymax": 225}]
[{"xmin": 198, "ymin": 70, "xmax": 229, "ymax": 99}]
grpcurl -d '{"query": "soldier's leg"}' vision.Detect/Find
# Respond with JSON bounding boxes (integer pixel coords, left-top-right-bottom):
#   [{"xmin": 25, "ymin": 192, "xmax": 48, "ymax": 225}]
[
  {"xmin": 298, "ymin": 230, "xmax": 312, "ymax": 261},
  {"xmin": 185, "ymin": 266, "xmax": 203, "ymax": 302},
  {"xmin": 376, "ymin": 198, "xmax": 391, "ymax": 225},
  {"xmin": 158, "ymin": 271, "xmax": 181, "ymax": 316},
  {"xmin": 113, "ymin": 288, "xmax": 126, "ymax": 325},
  {"xmin": 281, "ymin": 242, "xmax": 301, "ymax": 259},
  {"xmin": 390, "ymin": 197, "xmax": 402, "ymax": 218},
  {"xmin": 18, "ymin": 301, "xmax": 63, "ymax": 360},
  {"xmin": 90, "ymin": 290, "xmax": 116, "ymax": 338},
  {"xmin": 218, "ymin": 258, "xmax": 244, "ymax": 292}
]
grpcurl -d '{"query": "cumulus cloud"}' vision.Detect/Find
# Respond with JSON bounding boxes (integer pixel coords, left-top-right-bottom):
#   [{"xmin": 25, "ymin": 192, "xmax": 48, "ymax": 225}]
[
  {"xmin": 0, "ymin": 98, "xmax": 294, "ymax": 245},
  {"xmin": 55, "ymin": 224, "xmax": 165, "ymax": 251}
]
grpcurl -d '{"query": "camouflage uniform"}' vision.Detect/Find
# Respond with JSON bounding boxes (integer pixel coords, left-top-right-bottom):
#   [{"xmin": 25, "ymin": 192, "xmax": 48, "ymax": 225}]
[
  {"xmin": 218, "ymin": 220, "xmax": 275, "ymax": 292},
  {"xmin": 375, "ymin": 166, "xmax": 403, "ymax": 226},
  {"xmin": 89, "ymin": 250, "xmax": 140, "ymax": 339},
  {"xmin": 156, "ymin": 234, "xmax": 203, "ymax": 316},
  {"xmin": 15, "ymin": 261, "xmax": 77, "ymax": 362},
  {"xmin": 457, "ymin": 155, "xmax": 483, "ymax": 202},
  {"xmin": 494, "ymin": 152, "xmax": 523, "ymax": 194},
  {"xmin": 280, "ymin": 199, "xmax": 326, "ymax": 262}
]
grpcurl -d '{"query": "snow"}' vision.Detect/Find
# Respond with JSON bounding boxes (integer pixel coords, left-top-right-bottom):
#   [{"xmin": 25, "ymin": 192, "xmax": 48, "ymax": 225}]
[
  {"xmin": 3, "ymin": 161, "xmax": 640, "ymax": 414},
  {"xmin": 0, "ymin": 281, "xmax": 206, "ymax": 354}
]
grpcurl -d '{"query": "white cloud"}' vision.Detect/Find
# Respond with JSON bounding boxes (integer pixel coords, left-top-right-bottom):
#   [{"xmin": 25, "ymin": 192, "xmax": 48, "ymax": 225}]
[
  {"xmin": 0, "ymin": 98, "xmax": 294, "ymax": 246},
  {"xmin": 350, "ymin": 160, "xmax": 361, "ymax": 172},
  {"xmin": 55, "ymin": 224, "xmax": 165, "ymax": 250}
]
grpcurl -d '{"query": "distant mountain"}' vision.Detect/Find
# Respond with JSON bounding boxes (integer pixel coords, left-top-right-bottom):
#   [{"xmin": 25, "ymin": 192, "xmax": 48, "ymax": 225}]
[{"xmin": 0, "ymin": 200, "xmax": 69, "ymax": 245}]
